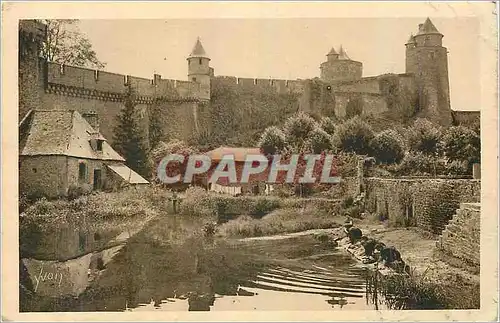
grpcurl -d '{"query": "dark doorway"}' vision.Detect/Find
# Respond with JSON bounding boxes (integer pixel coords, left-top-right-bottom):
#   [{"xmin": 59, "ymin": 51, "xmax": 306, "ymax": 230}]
[{"xmin": 93, "ymin": 169, "xmax": 102, "ymax": 190}]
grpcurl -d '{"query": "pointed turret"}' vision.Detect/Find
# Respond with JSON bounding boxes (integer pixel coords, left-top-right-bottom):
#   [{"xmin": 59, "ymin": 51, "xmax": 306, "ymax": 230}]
[
  {"xmin": 186, "ymin": 37, "xmax": 211, "ymax": 101},
  {"xmin": 338, "ymin": 45, "xmax": 350, "ymax": 60},
  {"xmin": 188, "ymin": 37, "xmax": 209, "ymax": 59},
  {"xmin": 326, "ymin": 47, "xmax": 339, "ymax": 61},
  {"xmin": 406, "ymin": 33, "xmax": 416, "ymax": 44},
  {"xmin": 416, "ymin": 17, "xmax": 442, "ymax": 35}
]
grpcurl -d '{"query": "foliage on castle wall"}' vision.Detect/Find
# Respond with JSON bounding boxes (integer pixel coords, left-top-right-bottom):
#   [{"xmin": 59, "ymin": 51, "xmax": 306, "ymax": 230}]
[{"xmin": 195, "ymin": 78, "xmax": 301, "ymax": 148}]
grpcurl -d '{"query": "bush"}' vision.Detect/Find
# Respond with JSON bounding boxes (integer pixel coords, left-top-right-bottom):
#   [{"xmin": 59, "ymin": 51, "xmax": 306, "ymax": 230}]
[
  {"xmin": 407, "ymin": 118, "xmax": 441, "ymax": 155},
  {"xmin": 440, "ymin": 126, "xmax": 480, "ymax": 167},
  {"xmin": 258, "ymin": 126, "xmax": 287, "ymax": 155},
  {"xmin": 249, "ymin": 196, "xmax": 281, "ymax": 218},
  {"xmin": 319, "ymin": 117, "xmax": 336, "ymax": 135},
  {"xmin": 306, "ymin": 126, "xmax": 334, "ymax": 153},
  {"xmin": 397, "ymin": 152, "xmax": 446, "ymax": 176},
  {"xmin": 445, "ymin": 160, "xmax": 470, "ymax": 176},
  {"xmin": 334, "ymin": 152, "xmax": 359, "ymax": 177},
  {"xmin": 370, "ymin": 130, "xmax": 405, "ymax": 164},
  {"xmin": 333, "ymin": 116, "xmax": 374, "ymax": 155},
  {"xmin": 67, "ymin": 184, "xmax": 92, "ymax": 200},
  {"xmin": 282, "ymin": 112, "xmax": 318, "ymax": 150},
  {"xmin": 341, "ymin": 196, "xmax": 354, "ymax": 208}
]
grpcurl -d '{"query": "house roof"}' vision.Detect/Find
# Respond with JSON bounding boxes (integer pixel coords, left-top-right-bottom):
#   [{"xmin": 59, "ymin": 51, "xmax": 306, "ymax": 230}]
[
  {"xmin": 188, "ymin": 37, "xmax": 209, "ymax": 58},
  {"xmin": 107, "ymin": 164, "xmax": 149, "ymax": 184},
  {"xmin": 19, "ymin": 109, "xmax": 125, "ymax": 161},
  {"xmin": 205, "ymin": 146, "xmax": 263, "ymax": 162},
  {"xmin": 416, "ymin": 18, "xmax": 442, "ymax": 36}
]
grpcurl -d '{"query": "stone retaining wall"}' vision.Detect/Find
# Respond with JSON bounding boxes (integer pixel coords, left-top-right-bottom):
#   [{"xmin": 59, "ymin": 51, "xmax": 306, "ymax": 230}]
[
  {"xmin": 364, "ymin": 178, "xmax": 480, "ymax": 233},
  {"xmin": 437, "ymin": 203, "xmax": 480, "ymax": 266}
]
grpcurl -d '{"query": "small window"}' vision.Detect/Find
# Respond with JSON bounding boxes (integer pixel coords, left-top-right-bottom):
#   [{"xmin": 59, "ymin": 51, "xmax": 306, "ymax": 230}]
[
  {"xmin": 192, "ymin": 77, "xmax": 197, "ymax": 82},
  {"xmin": 79, "ymin": 162, "xmax": 87, "ymax": 181},
  {"xmin": 96, "ymin": 140, "xmax": 103, "ymax": 151},
  {"xmin": 199, "ymin": 58, "xmax": 202, "ymax": 65},
  {"xmin": 32, "ymin": 168, "xmax": 37, "ymax": 173}
]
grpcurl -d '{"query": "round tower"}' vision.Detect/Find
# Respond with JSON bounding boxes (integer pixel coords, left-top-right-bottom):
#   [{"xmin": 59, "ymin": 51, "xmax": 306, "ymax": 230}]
[
  {"xmin": 405, "ymin": 18, "xmax": 451, "ymax": 126},
  {"xmin": 187, "ymin": 37, "xmax": 211, "ymax": 100},
  {"xmin": 320, "ymin": 45, "xmax": 362, "ymax": 82}
]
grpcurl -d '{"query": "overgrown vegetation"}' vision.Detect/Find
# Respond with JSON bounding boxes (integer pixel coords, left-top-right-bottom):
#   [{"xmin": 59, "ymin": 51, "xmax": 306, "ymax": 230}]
[{"xmin": 217, "ymin": 206, "xmax": 340, "ymax": 238}]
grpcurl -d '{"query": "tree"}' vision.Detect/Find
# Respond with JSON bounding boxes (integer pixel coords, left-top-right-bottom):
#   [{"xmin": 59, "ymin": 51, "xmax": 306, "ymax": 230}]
[
  {"xmin": 38, "ymin": 19, "xmax": 105, "ymax": 69},
  {"xmin": 333, "ymin": 116, "xmax": 374, "ymax": 155},
  {"xmin": 407, "ymin": 118, "xmax": 441, "ymax": 155},
  {"xmin": 441, "ymin": 126, "xmax": 480, "ymax": 167},
  {"xmin": 282, "ymin": 112, "xmax": 318, "ymax": 150},
  {"xmin": 370, "ymin": 130, "xmax": 405, "ymax": 164},
  {"xmin": 113, "ymin": 85, "xmax": 151, "ymax": 178},
  {"xmin": 306, "ymin": 127, "xmax": 334, "ymax": 154},
  {"xmin": 258, "ymin": 126, "xmax": 287, "ymax": 155}
]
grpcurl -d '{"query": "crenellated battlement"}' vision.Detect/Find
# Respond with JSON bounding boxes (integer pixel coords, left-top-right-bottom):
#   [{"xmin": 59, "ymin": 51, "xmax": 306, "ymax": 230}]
[
  {"xmin": 212, "ymin": 75, "xmax": 306, "ymax": 95},
  {"xmin": 45, "ymin": 61, "xmax": 203, "ymax": 102}
]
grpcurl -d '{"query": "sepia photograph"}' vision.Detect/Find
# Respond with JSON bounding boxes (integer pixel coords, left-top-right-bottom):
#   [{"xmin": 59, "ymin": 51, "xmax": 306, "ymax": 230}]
[{"xmin": 2, "ymin": 1, "xmax": 498, "ymax": 321}]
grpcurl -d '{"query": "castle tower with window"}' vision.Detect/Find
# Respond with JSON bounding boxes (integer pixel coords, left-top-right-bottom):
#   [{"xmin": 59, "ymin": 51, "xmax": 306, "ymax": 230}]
[
  {"xmin": 405, "ymin": 18, "xmax": 452, "ymax": 125},
  {"xmin": 187, "ymin": 37, "xmax": 213, "ymax": 101}
]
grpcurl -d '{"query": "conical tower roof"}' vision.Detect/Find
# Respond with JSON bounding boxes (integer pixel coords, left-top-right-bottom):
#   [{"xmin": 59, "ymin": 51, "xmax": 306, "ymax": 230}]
[
  {"xmin": 188, "ymin": 37, "xmax": 209, "ymax": 58},
  {"xmin": 406, "ymin": 33, "xmax": 416, "ymax": 44},
  {"xmin": 327, "ymin": 47, "xmax": 338, "ymax": 56},
  {"xmin": 416, "ymin": 17, "xmax": 442, "ymax": 35},
  {"xmin": 338, "ymin": 45, "xmax": 350, "ymax": 60}
]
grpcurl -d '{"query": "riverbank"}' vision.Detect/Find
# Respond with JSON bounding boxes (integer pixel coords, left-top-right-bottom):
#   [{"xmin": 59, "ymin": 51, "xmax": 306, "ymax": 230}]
[{"xmin": 348, "ymin": 219, "xmax": 480, "ymax": 309}]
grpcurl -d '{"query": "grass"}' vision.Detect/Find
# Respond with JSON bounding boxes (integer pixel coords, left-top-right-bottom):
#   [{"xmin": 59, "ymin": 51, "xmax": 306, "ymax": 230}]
[{"xmin": 217, "ymin": 206, "xmax": 341, "ymax": 238}]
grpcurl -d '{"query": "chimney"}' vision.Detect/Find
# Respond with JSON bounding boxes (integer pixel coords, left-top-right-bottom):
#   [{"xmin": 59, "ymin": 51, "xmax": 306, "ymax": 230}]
[{"xmin": 82, "ymin": 110, "xmax": 99, "ymax": 132}]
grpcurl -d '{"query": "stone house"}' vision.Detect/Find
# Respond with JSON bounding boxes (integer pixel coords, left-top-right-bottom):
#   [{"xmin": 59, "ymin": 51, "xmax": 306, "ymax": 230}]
[{"xmin": 19, "ymin": 109, "xmax": 149, "ymax": 198}]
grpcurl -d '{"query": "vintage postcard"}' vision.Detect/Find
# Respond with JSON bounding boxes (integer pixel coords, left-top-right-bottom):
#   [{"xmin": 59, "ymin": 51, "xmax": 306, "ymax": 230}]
[{"xmin": 2, "ymin": 1, "xmax": 498, "ymax": 322}]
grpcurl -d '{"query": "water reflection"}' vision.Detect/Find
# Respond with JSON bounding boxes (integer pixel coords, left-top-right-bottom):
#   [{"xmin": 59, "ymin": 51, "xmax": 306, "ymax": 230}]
[{"xmin": 21, "ymin": 215, "xmax": 379, "ymax": 312}]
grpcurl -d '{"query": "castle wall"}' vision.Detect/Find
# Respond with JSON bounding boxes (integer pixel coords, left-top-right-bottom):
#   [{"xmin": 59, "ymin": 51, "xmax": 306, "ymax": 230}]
[
  {"xmin": 213, "ymin": 76, "xmax": 306, "ymax": 96},
  {"xmin": 333, "ymin": 77, "xmax": 380, "ymax": 94}
]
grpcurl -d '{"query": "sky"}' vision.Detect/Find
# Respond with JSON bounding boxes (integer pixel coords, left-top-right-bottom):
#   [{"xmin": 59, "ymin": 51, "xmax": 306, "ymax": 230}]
[{"xmin": 78, "ymin": 17, "xmax": 480, "ymax": 111}]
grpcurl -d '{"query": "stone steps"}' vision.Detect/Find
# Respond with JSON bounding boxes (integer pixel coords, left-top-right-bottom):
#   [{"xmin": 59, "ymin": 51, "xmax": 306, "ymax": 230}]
[{"xmin": 436, "ymin": 203, "xmax": 480, "ymax": 266}]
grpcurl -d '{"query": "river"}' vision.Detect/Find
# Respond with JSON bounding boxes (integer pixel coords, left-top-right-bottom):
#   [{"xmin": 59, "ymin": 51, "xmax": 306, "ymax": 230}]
[{"xmin": 20, "ymin": 215, "xmax": 383, "ymax": 312}]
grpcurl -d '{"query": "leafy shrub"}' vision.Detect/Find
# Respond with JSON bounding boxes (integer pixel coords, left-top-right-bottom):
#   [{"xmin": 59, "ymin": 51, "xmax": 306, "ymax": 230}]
[
  {"xmin": 370, "ymin": 130, "xmax": 405, "ymax": 164},
  {"xmin": 440, "ymin": 126, "xmax": 480, "ymax": 167},
  {"xmin": 249, "ymin": 196, "xmax": 281, "ymax": 218},
  {"xmin": 341, "ymin": 196, "xmax": 354, "ymax": 208},
  {"xmin": 333, "ymin": 116, "xmax": 374, "ymax": 155},
  {"xmin": 306, "ymin": 126, "xmax": 334, "ymax": 153},
  {"xmin": 282, "ymin": 112, "xmax": 318, "ymax": 150},
  {"xmin": 397, "ymin": 152, "xmax": 446, "ymax": 176},
  {"xmin": 445, "ymin": 160, "xmax": 470, "ymax": 176},
  {"xmin": 319, "ymin": 117, "xmax": 337, "ymax": 135},
  {"xmin": 270, "ymin": 184, "xmax": 295, "ymax": 198},
  {"xmin": 407, "ymin": 118, "xmax": 441, "ymax": 155},
  {"xmin": 67, "ymin": 184, "xmax": 92, "ymax": 200},
  {"xmin": 258, "ymin": 126, "xmax": 287, "ymax": 155}
]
